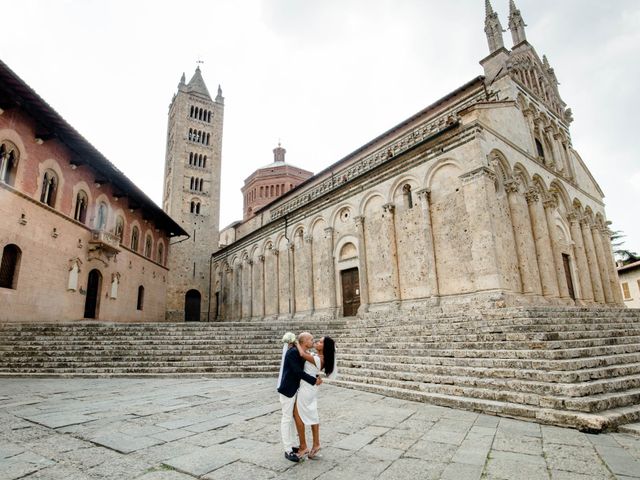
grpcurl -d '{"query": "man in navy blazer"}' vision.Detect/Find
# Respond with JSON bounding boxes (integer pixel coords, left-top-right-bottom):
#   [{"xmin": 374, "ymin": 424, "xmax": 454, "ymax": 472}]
[{"xmin": 278, "ymin": 332, "xmax": 322, "ymax": 462}]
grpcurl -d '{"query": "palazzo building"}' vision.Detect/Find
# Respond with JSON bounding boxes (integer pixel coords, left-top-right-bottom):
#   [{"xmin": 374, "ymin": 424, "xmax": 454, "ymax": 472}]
[
  {"xmin": 0, "ymin": 60, "xmax": 186, "ymax": 323},
  {"xmin": 202, "ymin": 1, "xmax": 623, "ymax": 321}
]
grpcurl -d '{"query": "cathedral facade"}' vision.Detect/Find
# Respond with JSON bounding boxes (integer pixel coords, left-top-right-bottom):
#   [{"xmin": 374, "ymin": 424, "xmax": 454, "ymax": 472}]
[{"xmin": 195, "ymin": 1, "xmax": 622, "ymax": 322}]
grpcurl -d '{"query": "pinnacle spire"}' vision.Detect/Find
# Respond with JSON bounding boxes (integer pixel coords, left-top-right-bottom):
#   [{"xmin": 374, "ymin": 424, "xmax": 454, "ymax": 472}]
[
  {"xmin": 508, "ymin": 0, "xmax": 527, "ymax": 45},
  {"xmin": 484, "ymin": 0, "xmax": 504, "ymax": 53},
  {"xmin": 185, "ymin": 66, "xmax": 211, "ymax": 100},
  {"xmin": 179, "ymin": 72, "xmax": 186, "ymax": 87},
  {"xmin": 215, "ymin": 84, "xmax": 224, "ymax": 103}
]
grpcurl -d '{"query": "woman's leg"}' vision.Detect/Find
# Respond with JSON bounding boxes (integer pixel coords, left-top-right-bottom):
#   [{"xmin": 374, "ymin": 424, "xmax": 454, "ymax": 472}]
[
  {"xmin": 311, "ymin": 423, "xmax": 320, "ymax": 449},
  {"xmin": 293, "ymin": 401, "xmax": 308, "ymax": 455}
]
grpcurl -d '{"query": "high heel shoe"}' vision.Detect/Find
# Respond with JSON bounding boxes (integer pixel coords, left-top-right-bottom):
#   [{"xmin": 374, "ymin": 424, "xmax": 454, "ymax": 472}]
[{"xmin": 308, "ymin": 447, "xmax": 322, "ymax": 459}]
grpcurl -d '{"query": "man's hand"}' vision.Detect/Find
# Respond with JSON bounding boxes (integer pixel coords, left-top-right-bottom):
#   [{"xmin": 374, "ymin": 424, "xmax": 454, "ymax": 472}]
[{"xmin": 315, "ymin": 376, "xmax": 323, "ymax": 386}]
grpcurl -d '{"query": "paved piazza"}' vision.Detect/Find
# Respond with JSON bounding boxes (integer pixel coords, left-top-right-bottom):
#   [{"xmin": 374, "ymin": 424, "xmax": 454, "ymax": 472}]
[{"xmin": 0, "ymin": 378, "xmax": 639, "ymax": 480}]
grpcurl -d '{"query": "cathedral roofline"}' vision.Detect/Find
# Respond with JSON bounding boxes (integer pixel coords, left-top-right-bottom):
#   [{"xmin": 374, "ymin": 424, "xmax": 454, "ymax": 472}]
[
  {"xmin": 249, "ymin": 75, "xmax": 485, "ymax": 217},
  {"xmin": 0, "ymin": 59, "xmax": 187, "ymax": 237}
]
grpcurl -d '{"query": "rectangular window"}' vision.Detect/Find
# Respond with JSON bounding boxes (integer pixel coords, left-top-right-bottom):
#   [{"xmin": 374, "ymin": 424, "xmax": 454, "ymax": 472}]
[{"xmin": 622, "ymin": 282, "xmax": 631, "ymax": 300}]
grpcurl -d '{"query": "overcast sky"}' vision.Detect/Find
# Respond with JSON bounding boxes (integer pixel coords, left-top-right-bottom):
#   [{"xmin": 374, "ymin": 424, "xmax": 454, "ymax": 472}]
[{"xmin": 2, "ymin": 0, "xmax": 639, "ymax": 252}]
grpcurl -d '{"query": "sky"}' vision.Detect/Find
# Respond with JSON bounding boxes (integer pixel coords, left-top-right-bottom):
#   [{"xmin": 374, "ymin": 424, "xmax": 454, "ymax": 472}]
[{"xmin": 2, "ymin": 0, "xmax": 639, "ymax": 252}]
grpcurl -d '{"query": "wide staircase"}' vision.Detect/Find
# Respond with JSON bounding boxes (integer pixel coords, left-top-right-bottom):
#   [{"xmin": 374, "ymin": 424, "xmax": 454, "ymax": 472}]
[{"xmin": 1, "ymin": 306, "xmax": 640, "ymax": 432}]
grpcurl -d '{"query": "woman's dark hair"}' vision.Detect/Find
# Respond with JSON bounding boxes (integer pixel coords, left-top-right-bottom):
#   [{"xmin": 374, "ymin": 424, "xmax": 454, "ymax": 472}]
[{"xmin": 323, "ymin": 336, "xmax": 336, "ymax": 377}]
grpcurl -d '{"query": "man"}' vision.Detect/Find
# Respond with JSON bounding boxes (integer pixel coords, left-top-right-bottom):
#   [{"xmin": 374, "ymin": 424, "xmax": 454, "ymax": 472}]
[{"xmin": 277, "ymin": 332, "xmax": 322, "ymax": 462}]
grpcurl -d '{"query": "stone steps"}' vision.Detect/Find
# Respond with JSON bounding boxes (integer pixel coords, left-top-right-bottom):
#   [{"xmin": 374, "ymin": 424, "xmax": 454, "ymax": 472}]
[{"xmin": 2, "ymin": 307, "xmax": 640, "ymax": 432}]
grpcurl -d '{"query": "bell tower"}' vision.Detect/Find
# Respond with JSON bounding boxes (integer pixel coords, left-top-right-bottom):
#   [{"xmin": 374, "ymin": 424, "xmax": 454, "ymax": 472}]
[{"xmin": 162, "ymin": 66, "xmax": 224, "ymax": 321}]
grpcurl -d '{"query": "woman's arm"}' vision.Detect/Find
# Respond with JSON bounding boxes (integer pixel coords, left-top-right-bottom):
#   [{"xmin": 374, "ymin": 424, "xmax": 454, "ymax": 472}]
[{"xmin": 295, "ymin": 342, "xmax": 315, "ymax": 364}]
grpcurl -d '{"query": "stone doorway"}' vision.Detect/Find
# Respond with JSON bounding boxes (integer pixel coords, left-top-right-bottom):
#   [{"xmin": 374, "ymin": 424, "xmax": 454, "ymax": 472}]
[
  {"xmin": 341, "ymin": 267, "xmax": 360, "ymax": 316},
  {"xmin": 562, "ymin": 254, "xmax": 576, "ymax": 300},
  {"xmin": 83, "ymin": 269, "xmax": 102, "ymax": 319},
  {"xmin": 185, "ymin": 290, "xmax": 201, "ymax": 322}
]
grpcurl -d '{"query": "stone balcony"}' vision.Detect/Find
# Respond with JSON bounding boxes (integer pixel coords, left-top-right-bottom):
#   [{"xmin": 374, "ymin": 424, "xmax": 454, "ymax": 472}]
[{"xmin": 88, "ymin": 229, "xmax": 121, "ymax": 256}]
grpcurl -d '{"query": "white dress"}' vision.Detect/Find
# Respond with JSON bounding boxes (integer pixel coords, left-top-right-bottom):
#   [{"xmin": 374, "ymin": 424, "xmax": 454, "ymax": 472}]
[{"xmin": 297, "ymin": 353, "xmax": 321, "ymax": 425}]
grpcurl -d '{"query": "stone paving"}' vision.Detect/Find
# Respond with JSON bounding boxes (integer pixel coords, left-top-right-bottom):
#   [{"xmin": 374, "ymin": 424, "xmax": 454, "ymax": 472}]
[{"xmin": 0, "ymin": 378, "xmax": 639, "ymax": 480}]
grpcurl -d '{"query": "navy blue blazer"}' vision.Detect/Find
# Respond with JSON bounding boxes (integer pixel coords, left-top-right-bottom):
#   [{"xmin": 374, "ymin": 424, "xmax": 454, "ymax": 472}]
[{"xmin": 277, "ymin": 346, "xmax": 317, "ymax": 398}]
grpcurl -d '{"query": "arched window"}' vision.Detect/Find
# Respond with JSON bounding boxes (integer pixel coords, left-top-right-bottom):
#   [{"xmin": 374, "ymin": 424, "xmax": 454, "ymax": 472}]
[
  {"xmin": 131, "ymin": 226, "xmax": 139, "ymax": 251},
  {"xmin": 208, "ymin": 111, "xmax": 211, "ymax": 122},
  {"xmin": 190, "ymin": 201, "xmax": 195, "ymax": 213},
  {"xmin": 206, "ymin": 133, "xmax": 210, "ymax": 145},
  {"xmin": 203, "ymin": 156, "xmax": 207, "ymax": 169},
  {"xmin": 115, "ymin": 215, "xmax": 125, "ymax": 242},
  {"xmin": 196, "ymin": 131, "xmax": 201, "ymax": 143},
  {"xmin": 190, "ymin": 177, "xmax": 194, "ymax": 190},
  {"xmin": 535, "ymin": 138, "xmax": 545, "ymax": 160},
  {"xmin": 157, "ymin": 243, "xmax": 164, "ymax": 265},
  {"xmin": 188, "ymin": 128, "xmax": 193, "ymax": 141},
  {"xmin": 39, "ymin": 170, "xmax": 58, "ymax": 207},
  {"xmin": 0, "ymin": 141, "xmax": 19, "ymax": 186},
  {"xmin": 95, "ymin": 202, "xmax": 108, "ymax": 230},
  {"xmin": 270, "ymin": 185, "xmax": 274, "ymax": 196},
  {"xmin": 74, "ymin": 190, "xmax": 88, "ymax": 223},
  {"xmin": 198, "ymin": 108, "xmax": 203, "ymax": 120},
  {"xmin": 0, "ymin": 244, "xmax": 21, "ymax": 289},
  {"xmin": 137, "ymin": 285, "xmax": 145, "ymax": 310},
  {"xmin": 190, "ymin": 105, "xmax": 194, "ymax": 118},
  {"xmin": 144, "ymin": 235, "xmax": 152, "ymax": 258},
  {"xmin": 402, "ymin": 184, "xmax": 414, "ymax": 209},
  {"xmin": 189, "ymin": 152, "xmax": 193, "ymax": 165},
  {"xmin": 196, "ymin": 202, "xmax": 201, "ymax": 214}
]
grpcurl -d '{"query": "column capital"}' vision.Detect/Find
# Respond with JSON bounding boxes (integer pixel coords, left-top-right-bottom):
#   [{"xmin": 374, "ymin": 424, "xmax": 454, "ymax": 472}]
[
  {"xmin": 323, "ymin": 226, "xmax": 334, "ymax": 235},
  {"xmin": 272, "ymin": 249, "xmax": 279, "ymax": 256},
  {"xmin": 288, "ymin": 242, "xmax": 295, "ymax": 251},
  {"xmin": 504, "ymin": 179, "xmax": 520, "ymax": 194},
  {"xmin": 245, "ymin": 258, "xmax": 253, "ymax": 266},
  {"xmin": 415, "ymin": 188, "xmax": 431, "ymax": 200},
  {"xmin": 382, "ymin": 203, "xmax": 396, "ymax": 214},
  {"xmin": 543, "ymin": 196, "xmax": 558, "ymax": 210},
  {"xmin": 354, "ymin": 215, "xmax": 365, "ymax": 228},
  {"xmin": 258, "ymin": 255, "xmax": 265, "ymax": 262},
  {"xmin": 525, "ymin": 187, "xmax": 540, "ymax": 204},
  {"xmin": 459, "ymin": 166, "xmax": 496, "ymax": 185},
  {"xmin": 304, "ymin": 234, "xmax": 313, "ymax": 244}
]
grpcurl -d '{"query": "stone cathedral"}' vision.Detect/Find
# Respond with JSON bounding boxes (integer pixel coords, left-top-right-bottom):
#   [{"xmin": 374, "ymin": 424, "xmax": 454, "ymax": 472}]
[{"xmin": 164, "ymin": 1, "xmax": 623, "ymax": 322}]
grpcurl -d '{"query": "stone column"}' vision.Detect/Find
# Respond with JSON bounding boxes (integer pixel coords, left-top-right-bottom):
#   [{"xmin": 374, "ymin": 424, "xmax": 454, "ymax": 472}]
[
  {"xmin": 304, "ymin": 234, "xmax": 315, "ymax": 313},
  {"xmin": 382, "ymin": 203, "xmax": 401, "ymax": 301},
  {"xmin": 354, "ymin": 215, "xmax": 370, "ymax": 312},
  {"xmin": 219, "ymin": 266, "xmax": 227, "ymax": 320},
  {"xmin": 459, "ymin": 167, "xmax": 503, "ymax": 291},
  {"xmin": 288, "ymin": 243, "xmax": 296, "ymax": 316},
  {"xmin": 591, "ymin": 225, "xmax": 614, "ymax": 304},
  {"xmin": 324, "ymin": 227, "xmax": 337, "ymax": 312},
  {"xmin": 258, "ymin": 255, "xmax": 266, "ymax": 317},
  {"xmin": 523, "ymin": 108, "xmax": 539, "ymax": 157},
  {"xmin": 603, "ymin": 228, "xmax": 624, "ymax": 304},
  {"xmin": 235, "ymin": 264, "xmax": 243, "ymax": 320},
  {"xmin": 580, "ymin": 217, "xmax": 605, "ymax": 303},
  {"xmin": 568, "ymin": 213, "xmax": 593, "ymax": 302},
  {"xmin": 505, "ymin": 180, "xmax": 542, "ymax": 295},
  {"xmin": 543, "ymin": 197, "xmax": 570, "ymax": 299},
  {"xmin": 415, "ymin": 188, "xmax": 438, "ymax": 296},
  {"xmin": 245, "ymin": 258, "xmax": 253, "ymax": 318},
  {"xmin": 273, "ymin": 248, "xmax": 280, "ymax": 315},
  {"xmin": 526, "ymin": 187, "xmax": 559, "ymax": 297}
]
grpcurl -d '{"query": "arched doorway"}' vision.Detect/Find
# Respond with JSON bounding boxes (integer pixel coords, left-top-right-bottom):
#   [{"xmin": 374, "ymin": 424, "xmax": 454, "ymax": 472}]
[
  {"xmin": 185, "ymin": 289, "xmax": 201, "ymax": 322},
  {"xmin": 340, "ymin": 267, "xmax": 360, "ymax": 317},
  {"xmin": 84, "ymin": 269, "xmax": 102, "ymax": 319}
]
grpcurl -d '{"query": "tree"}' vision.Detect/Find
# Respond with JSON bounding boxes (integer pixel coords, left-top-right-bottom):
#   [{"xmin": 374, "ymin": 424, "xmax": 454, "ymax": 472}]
[{"xmin": 610, "ymin": 230, "xmax": 639, "ymax": 265}]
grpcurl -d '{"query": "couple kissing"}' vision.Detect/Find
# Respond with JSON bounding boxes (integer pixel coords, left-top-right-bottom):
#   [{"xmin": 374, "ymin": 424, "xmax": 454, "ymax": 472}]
[{"xmin": 277, "ymin": 331, "xmax": 337, "ymax": 463}]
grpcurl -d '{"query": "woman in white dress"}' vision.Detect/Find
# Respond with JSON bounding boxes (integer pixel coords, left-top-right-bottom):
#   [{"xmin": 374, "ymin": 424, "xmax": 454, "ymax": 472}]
[{"xmin": 293, "ymin": 336, "xmax": 336, "ymax": 459}]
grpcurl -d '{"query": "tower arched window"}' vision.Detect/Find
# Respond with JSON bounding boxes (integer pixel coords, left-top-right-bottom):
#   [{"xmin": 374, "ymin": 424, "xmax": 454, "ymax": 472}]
[
  {"xmin": 189, "ymin": 152, "xmax": 193, "ymax": 165},
  {"xmin": 131, "ymin": 226, "xmax": 139, "ymax": 251},
  {"xmin": 73, "ymin": 190, "xmax": 88, "ymax": 223},
  {"xmin": 190, "ymin": 201, "xmax": 195, "ymax": 213},
  {"xmin": 199, "ymin": 108, "xmax": 203, "ymax": 120},
  {"xmin": 95, "ymin": 202, "xmax": 108, "ymax": 230},
  {"xmin": 208, "ymin": 111, "xmax": 211, "ymax": 123},
  {"xmin": 39, "ymin": 169, "xmax": 58, "ymax": 207},
  {"xmin": 196, "ymin": 202, "xmax": 200, "ymax": 214},
  {"xmin": 190, "ymin": 106, "xmax": 194, "ymax": 118},
  {"xmin": 144, "ymin": 235, "xmax": 152, "ymax": 258},
  {"xmin": 206, "ymin": 133, "xmax": 210, "ymax": 145},
  {"xmin": 188, "ymin": 128, "xmax": 193, "ymax": 141},
  {"xmin": 0, "ymin": 141, "xmax": 19, "ymax": 186},
  {"xmin": 190, "ymin": 177, "xmax": 194, "ymax": 190},
  {"xmin": 0, "ymin": 244, "xmax": 21, "ymax": 289},
  {"xmin": 203, "ymin": 156, "xmax": 207, "ymax": 168}
]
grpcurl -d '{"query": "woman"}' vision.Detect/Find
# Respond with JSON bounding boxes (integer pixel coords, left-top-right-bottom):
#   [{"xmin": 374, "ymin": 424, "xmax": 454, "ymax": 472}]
[{"xmin": 293, "ymin": 335, "xmax": 336, "ymax": 459}]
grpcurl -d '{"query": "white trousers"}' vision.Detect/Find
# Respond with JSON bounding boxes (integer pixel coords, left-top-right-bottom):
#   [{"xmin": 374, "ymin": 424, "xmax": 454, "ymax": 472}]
[{"xmin": 279, "ymin": 393, "xmax": 298, "ymax": 453}]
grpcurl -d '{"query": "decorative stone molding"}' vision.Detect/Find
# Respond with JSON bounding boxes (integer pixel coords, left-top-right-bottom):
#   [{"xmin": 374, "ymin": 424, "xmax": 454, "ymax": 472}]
[
  {"xmin": 415, "ymin": 188, "xmax": 431, "ymax": 201},
  {"xmin": 382, "ymin": 203, "xmax": 396, "ymax": 214},
  {"xmin": 258, "ymin": 255, "xmax": 265, "ymax": 262},
  {"xmin": 543, "ymin": 197, "xmax": 558, "ymax": 210},
  {"xmin": 270, "ymin": 89, "xmax": 488, "ymax": 221}
]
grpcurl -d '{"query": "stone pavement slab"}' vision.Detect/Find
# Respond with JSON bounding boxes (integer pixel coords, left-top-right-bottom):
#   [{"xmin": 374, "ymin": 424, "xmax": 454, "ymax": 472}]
[{"xmin": 0, "ymin": 378, "xmax": 639, "ymax": 480}]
